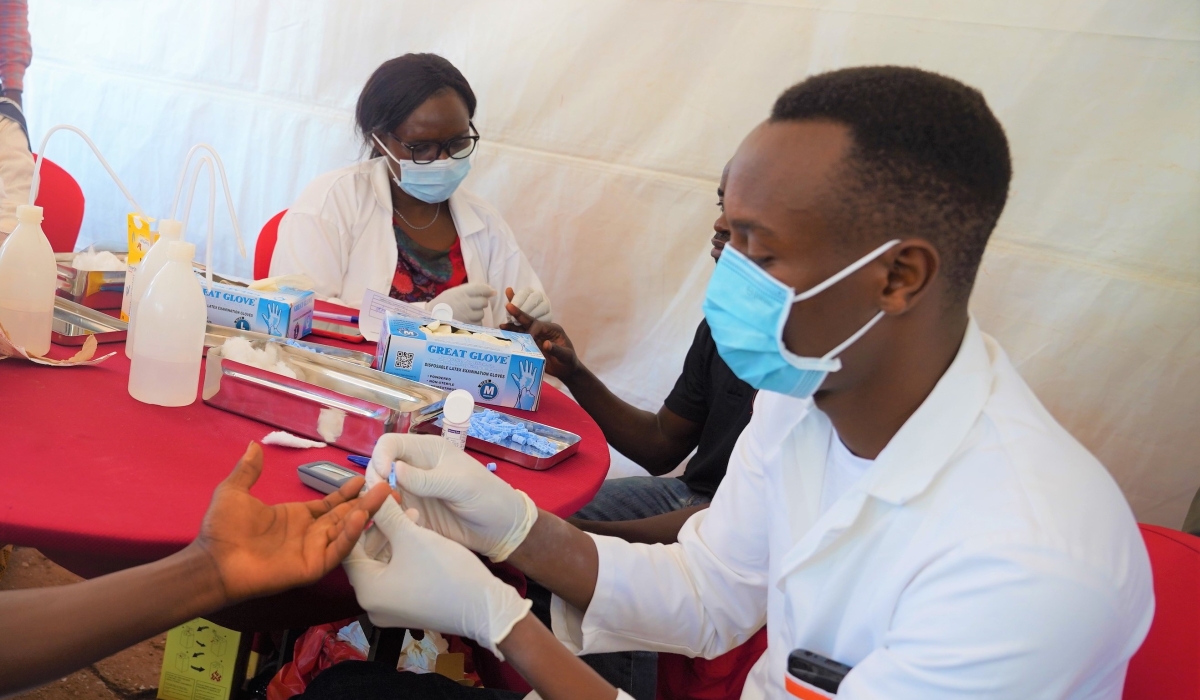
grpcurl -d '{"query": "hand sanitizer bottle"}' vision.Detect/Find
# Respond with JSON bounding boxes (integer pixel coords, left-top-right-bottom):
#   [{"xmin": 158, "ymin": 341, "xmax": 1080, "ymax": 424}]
[
  {"xmin": 125, "ymin": 218, "xmax": 184, "ymax": 358},
  {"xmin": 128, "ymin": 241, "xmax": 207, "ymax": 406},
  {"xmin": 0, "ymin": 205, "xmax": 57, "ymax": 356}
]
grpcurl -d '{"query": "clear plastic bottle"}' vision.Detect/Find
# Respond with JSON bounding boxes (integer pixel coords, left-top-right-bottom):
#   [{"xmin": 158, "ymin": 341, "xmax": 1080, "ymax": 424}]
[
  {"xmin": 128, "ymin": 241, "xmax": 207, "ymax": 406},
  {"xmin": 0, "ymin": 205, "xmax": 57, "ymax": 356},
  {"xmin": 125, "ymin": 219, "xmax": 184, "ymax": 358},
  {"xmin": 441, "ymin": 389, "xmax": 475, "ymax": 450}
]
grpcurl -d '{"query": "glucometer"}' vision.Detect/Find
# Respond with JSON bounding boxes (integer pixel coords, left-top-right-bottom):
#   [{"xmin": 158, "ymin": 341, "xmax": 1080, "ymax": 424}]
[
  {"xmin": 786, "ymin": 649, "xmax": 851, "ymax": 697},
  {"xmin": 297, "ymin": 461, "xmax": 361, "ymax": 495}
]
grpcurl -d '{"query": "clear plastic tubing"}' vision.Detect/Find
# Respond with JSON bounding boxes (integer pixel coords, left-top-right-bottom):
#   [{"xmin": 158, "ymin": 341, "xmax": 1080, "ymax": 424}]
[
  {"xmin": 128, "ymin": 241, "xmax": 207, "ymax": 407},
  {"xmin": 441, "ymin": 389, "xmax": 475, "ymax": 451}
]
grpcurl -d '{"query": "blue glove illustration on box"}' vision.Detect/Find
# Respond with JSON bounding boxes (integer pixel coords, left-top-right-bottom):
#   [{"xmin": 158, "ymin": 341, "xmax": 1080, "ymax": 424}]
[
  {"xmin": 258, "ymin": 300, "xmax": 287, "ymax": 337},
  {"xmin": 511, "ymin": 360, "xmax": 540, "ymax": 410}
]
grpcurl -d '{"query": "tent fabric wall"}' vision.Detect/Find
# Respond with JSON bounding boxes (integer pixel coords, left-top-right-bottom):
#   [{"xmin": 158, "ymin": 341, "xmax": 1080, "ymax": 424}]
[{"xmin": 23, "ymin": 1, "xmax": 1198, "ymax": 527}]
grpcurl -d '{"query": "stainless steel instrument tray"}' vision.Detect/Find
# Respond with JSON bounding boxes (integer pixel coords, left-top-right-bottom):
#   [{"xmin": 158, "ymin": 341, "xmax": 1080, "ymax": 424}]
[
  {"xmin": 203, "ymin": 325, "xmax": 373, "ymax": 367},
  {"xmin": 202, "ymin": 342, "xmax": 446, "ymax": 455},
  {"xmin": 416, "ymin": 408, "xmax": 580, "ymax": 471},
  {"xmin": 55, "ymin": 253, "xmax": 127, "ymax": 310},
  {"xmin": 51, "ymin": 297, "xmax": 128, "ymax": 345}
]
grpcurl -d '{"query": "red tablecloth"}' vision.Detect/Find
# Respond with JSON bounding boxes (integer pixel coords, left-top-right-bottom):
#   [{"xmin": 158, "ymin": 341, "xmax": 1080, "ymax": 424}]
[{"xmin": 0, "ymin": 331, "xmax": 608, "ymax": 630}]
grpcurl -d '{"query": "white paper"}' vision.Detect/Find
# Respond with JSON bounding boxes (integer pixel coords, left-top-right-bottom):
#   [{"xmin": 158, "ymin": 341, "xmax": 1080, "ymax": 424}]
[{"xmin": 358, "ymin": 288, "xmax": 417, "ymax": 342}]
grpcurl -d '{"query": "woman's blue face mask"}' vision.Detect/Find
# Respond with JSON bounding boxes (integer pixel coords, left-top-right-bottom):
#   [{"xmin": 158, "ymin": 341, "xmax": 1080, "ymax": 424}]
[
  {"xmin": 702, "ymin": 239, "xmax": 899, "ymax": 399},
  {"xmin": 372, "ymin": 134, "xmax": 472, "ymax": 204}
]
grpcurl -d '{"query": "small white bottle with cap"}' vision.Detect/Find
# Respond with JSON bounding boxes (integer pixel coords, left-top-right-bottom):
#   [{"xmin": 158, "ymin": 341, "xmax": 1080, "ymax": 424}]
[
  {"xmin": 0, "ymin": 204, "xmax": 56, "ymax": 356},
  {"xmin": 128, "ymin": 241, "xmax": 207, "ymax": 406},
  {"xmin": 441, "ymin": 389, "xmax": 475, "ymax": 450},
  {"xmin": 124, "ymin": 219, "xmax": 184, "ymax": 358}
]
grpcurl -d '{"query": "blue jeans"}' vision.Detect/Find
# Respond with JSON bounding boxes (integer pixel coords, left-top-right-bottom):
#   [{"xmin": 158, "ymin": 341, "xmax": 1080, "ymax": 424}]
[
  {"xmin": 574, "ymin": 476, "xmax": 713, "ymax": 522},
  {"xmin": 528, "ymin": 477, "xmax": 711, "ymax": 700}
]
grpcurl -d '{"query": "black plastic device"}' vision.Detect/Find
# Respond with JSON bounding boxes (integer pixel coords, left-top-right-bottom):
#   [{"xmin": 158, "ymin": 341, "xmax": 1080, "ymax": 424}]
[{"xmin": 787, "ymin": 649, "xmax": 852, "ymax": 693}]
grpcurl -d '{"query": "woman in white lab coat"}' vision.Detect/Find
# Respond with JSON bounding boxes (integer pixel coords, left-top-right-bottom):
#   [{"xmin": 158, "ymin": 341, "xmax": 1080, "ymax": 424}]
[{"xmin": 270, "ymin": 54, "xmax": 550, "ymax": 328}]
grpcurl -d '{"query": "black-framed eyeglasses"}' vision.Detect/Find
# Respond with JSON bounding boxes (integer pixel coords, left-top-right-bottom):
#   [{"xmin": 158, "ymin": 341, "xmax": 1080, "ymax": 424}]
[{"xmin": 388, "ymin": 123, "xmax": 479, "ymax": 164}]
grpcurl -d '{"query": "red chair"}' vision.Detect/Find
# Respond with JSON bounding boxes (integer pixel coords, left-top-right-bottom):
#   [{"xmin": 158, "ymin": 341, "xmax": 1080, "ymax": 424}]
[
  {"xmin": 254, "ymin": 209, "xmax": 286, "ymax": 280},
  {"xmin": 31, "ymin": 154, "xmax": 86, "ymax": 253},
  {"xmin": 1124, "ymin": 524, "xmax": 1200, "ymax": 699}
]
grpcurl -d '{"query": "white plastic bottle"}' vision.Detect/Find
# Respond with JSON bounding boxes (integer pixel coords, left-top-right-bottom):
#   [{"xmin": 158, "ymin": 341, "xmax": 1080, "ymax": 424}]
[
  {"xmin": 0, "ymin": 205, "xmax": 57, "ymax": 356},
  {"xmin": 125, "ymin": 218, "xmax": 184, "ymax": 358},
  {"xmin": 441, "ymin": 389, "xmax": 475, "ymax": 450},
  {"xmin": 128, "ymin": 241, "xmax": 207, "ymax": 406}
]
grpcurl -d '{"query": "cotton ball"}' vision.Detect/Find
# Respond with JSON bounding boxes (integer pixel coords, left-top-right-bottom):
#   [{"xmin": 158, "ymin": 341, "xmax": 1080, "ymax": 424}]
[
  {"xmin": 220, "ymin": 336, "xmax": 299, "ymax": 379},
  {"xmin": 71, "ymin": 246, "xmax": 126, "ymax": 271},
  {"xmin": 317, "ymin": 407, "xmax": 346, "ymax": 443}
]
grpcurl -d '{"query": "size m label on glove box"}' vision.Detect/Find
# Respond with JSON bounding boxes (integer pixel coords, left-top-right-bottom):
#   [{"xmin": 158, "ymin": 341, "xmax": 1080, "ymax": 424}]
[{"xmin": 374, "ymin": 306, "xmax": 546, "ymax": 410}]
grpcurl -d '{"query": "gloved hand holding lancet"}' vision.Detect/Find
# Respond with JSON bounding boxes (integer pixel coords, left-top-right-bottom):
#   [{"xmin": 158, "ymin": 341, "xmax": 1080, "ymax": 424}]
[{"xmin": 366, "ymin": 433, "xmax": 538, "ymax": 562}]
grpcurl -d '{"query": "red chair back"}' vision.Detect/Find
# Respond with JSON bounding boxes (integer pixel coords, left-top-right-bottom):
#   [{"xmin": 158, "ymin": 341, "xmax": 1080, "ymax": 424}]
[
  {"xmin": 1124, "ymin": 524, "xmax": 1200, "ymax": 699},
  {"xmin": 31, "ymin": 155, "xmax": 86, "ymax": 253},
  {"xmin": 253, "ymin": 209, "xmax": 286, "ymax": 280}
]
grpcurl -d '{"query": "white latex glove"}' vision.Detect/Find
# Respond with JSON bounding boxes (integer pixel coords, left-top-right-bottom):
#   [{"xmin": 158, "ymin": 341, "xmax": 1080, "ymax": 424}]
[
  {"xmin": 344, "ymin": 498, "xmax": 532, "ymax": 659},
  {"xmin": 426, "ymin": 283, "xmax": 496, "ymax": 324},
  {"xmin": 510, "ymin": 288, "xmax": 552, "ymax": 323},
  {"xmin": 366, "ymin": 433, "xmax": 538, "ymax": 562}
]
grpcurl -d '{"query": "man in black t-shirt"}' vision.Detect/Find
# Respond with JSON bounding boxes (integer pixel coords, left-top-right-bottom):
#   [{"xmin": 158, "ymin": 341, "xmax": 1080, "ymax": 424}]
[{"xmin": 504, "ymin": 166, "xmax": 754, "ymax": 524}]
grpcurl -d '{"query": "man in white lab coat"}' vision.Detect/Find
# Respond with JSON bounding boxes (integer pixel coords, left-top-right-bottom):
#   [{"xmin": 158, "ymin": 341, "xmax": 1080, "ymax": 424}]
[{"xmin": 343, "ymin": 66, "xmax": 1154, "ymax": 700}]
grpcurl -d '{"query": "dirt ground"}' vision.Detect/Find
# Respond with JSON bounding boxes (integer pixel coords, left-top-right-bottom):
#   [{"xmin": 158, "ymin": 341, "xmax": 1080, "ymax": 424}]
[{"xmin": 0, "ymin": 547, "xmax": 166, "ymax": 700}]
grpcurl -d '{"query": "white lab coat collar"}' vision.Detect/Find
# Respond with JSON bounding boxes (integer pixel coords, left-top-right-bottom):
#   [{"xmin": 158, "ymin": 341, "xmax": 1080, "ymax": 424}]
[
  {"xmin": 775, "ymin": 318, "xmax": 991, "ymax": 583},
  {"xmin": 366, "ymin": 156, "xmax": 486, "ymax": 239}
]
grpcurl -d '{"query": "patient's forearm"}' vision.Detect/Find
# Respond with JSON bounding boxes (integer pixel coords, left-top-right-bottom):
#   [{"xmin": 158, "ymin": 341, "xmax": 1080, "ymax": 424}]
[
  {"xmin": 508, "ymin": 509, "xmax": 599, "ymax": 612},
  {"xmin": 0, "ymin": 545, "xmax": 225, "ymax": 697}
]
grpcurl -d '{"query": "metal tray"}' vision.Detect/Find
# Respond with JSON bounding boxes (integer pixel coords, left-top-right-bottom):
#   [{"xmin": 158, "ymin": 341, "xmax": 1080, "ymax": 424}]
[
  {"xmin": 55, "ymin": 253, "xmax": 128, "ymax": 310},
  {"xmin": 204, "ymin": 325, "xmax": 374, "ymax": 367},
  {"xmin": 51, "ymin": 297, "xmax": 128, "ymax": 345},
  {"xmin": 202, "ymin": 341, "xmax": 446, "ymax": 455},
  {"xmin": 416, "ymin": 408, "xmax": 580, "ymax": 471}
]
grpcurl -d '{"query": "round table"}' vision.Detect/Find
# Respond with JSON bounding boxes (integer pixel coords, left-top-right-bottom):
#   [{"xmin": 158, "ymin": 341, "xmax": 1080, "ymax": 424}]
[{"xmin": 0, "ymin": 331, "xmax": 608, "ymax": 630}]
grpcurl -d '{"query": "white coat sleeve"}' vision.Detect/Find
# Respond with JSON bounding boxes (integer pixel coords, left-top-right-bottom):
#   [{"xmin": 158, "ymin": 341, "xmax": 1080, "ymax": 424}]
[
  {"xmin": 0, "ymin": 116, "xmax": 32, "ymax": 235},
  {"xmin": 838, "ymin": 543, "xmax": 1153, "ymax": 699},
  {"xmin": 269, "ymin": 210, "xmax": 347, "ymax": 303},
  {"xmin": 551, "ymin": 423, "xmax": 771, "ymax": 659}
]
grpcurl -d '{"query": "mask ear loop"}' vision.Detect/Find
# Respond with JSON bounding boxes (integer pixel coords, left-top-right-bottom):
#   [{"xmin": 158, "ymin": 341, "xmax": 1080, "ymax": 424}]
[
  {"xmin": 371, "ymin": 133, "xmax": 404, "ymax": 184},
  {"xmin": 785, "ymin": 238, "xmax": 902, "ymax": 362},
  {"xmin": 792, "ymin": 239, "xmax": 901, "ymax": 302}
]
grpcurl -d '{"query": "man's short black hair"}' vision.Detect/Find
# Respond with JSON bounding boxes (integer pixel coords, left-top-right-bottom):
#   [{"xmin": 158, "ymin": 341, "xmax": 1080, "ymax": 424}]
[
  {"xmin": 771, "ymin": 66, "xmax": 1011, "ymax": 303},
  {"xmin": 356, "ymin": 53, "xmax": 476, "ymax": 150}
]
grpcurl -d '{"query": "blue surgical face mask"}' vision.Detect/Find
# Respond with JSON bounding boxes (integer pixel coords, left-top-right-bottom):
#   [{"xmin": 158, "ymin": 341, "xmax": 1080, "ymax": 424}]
[
  {"xmin": 703, "ymin": 239, "xmax": 900, "ymax": 398},
  {"xmin": 372, "ymin": 134, "xmax": 472, "ymax": 204}
]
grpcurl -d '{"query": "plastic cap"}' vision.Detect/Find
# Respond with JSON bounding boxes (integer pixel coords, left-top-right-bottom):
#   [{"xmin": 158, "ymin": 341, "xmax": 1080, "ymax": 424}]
[
  {"xmin": 157, "ymin": 219, "xmax": 183, "ymax": 241},
  {"xmin": 16, "ymin": 204, "xmax": 43, "ymax": 224},
  {"xmin": 166, "ymin": 240, "xmax": 196, "ymax": 262},
  {"xmin": 443, "ymin": 389, "xmax": 475, "ymax": 424},
  {"xmin": 430, "ymin": 303, "xmax": 454, "ymax": 322}
]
